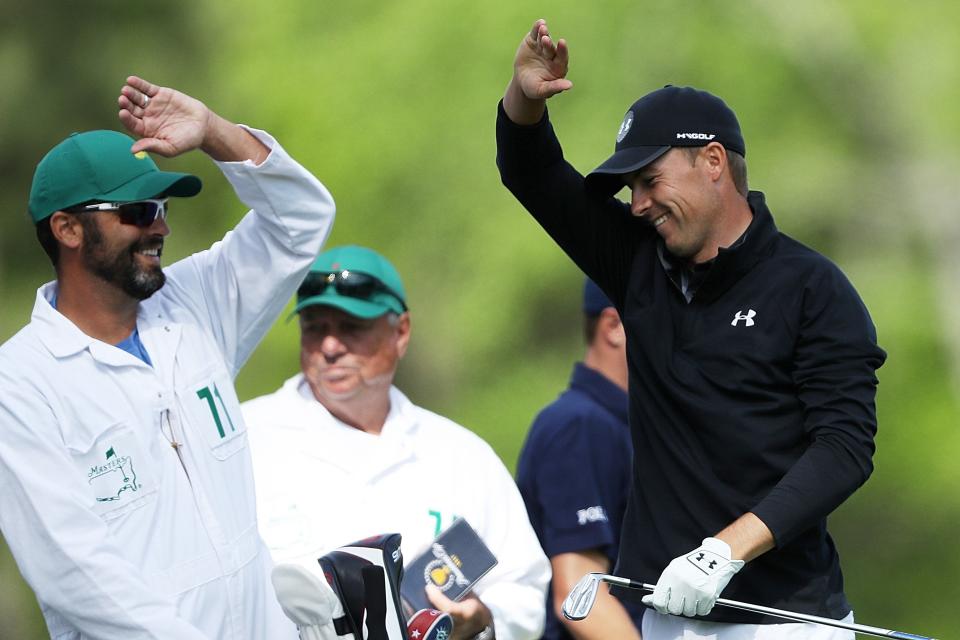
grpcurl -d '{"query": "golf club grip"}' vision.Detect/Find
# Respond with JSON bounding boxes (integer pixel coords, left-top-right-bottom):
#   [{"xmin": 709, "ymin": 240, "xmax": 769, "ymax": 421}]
[{"xmin": 623, "ymin": 581, "xmax": 937, "ymax": 640}]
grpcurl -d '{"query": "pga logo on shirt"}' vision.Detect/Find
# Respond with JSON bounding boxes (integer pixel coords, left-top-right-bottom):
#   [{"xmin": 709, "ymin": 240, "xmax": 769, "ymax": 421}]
[{"xmin": 576, "ymin": 505, "xmax": 608, "ymax": 526}]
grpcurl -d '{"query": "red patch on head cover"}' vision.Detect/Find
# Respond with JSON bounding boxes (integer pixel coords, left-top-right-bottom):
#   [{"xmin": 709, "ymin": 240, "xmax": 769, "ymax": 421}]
[{"xmin": 407, "ymin": 609, "xmax": 454, "ymax": 639}]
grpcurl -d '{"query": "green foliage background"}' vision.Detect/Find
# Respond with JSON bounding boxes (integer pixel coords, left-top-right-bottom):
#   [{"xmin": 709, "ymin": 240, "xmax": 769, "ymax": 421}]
[{"xmin": 1, "ymin": 1, "xmax": 957, "ymax": 637}]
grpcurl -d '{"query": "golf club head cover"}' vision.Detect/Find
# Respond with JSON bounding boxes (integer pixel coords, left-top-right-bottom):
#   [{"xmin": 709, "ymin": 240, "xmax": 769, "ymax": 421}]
[
  {"xmin": 642, "ymin": 537, "xmax": 744, "ymax": 617},
  {"xmin": 271, "ymin": 562, "xmax": 344, "ymax": 640},
  {"xmin": 406, "ymin": 609, "xmax": 454, "ymax": 640},
  {"xmin": 318, "ymin": 533, "xmax": 407, "ymax": 640}
]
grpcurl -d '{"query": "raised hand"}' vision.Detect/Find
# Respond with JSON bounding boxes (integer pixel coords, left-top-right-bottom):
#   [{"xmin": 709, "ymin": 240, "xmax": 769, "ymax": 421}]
[
  {"xmin": 503, "ymin": 19, "xmax": 573, "ymax": 124},
  {"xmin": 117, "ymin": 76, "xmax": 211, "ymax": 158},
  {"xmin": 118, "ymin": 75, "xmax": 268, "ymax": 164},
  {"xmin": 512, "ymin": 19, "xmax": 573, "ymax": 102}
]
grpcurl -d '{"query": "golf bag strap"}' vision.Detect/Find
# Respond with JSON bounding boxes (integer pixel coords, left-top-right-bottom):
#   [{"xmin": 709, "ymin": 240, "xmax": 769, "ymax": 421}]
[{"xmin": 363, "ymin": 565, "xmax": 388, "ymax": 640}]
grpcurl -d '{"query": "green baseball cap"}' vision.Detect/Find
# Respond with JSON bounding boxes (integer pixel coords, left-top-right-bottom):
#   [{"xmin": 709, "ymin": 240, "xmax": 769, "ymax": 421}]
[
  {"xmin": 28, "ymin": 130, "xmax": 202, "ymax": 223},
  {"xmin": 294, "ymin": 245, "xmax": 408, "ymax": 319}
]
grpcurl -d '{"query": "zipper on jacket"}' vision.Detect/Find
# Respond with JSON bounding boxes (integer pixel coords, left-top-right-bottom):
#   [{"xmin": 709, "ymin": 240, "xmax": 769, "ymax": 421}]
[{"xmin": 161, "ymin": 408, "xmax": 191, "ymax": 482}]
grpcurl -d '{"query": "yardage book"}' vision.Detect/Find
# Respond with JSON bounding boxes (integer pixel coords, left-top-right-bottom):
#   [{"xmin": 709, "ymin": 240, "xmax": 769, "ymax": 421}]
[{"xmin": 400, "ymin": 517, "xmax": 498, "ymax": 614}]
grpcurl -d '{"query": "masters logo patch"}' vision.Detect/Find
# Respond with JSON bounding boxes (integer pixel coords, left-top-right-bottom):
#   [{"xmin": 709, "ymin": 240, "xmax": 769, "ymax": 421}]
[{"xmin": 88, "ymin": 445, "xmax": 141, "ymax": 502}]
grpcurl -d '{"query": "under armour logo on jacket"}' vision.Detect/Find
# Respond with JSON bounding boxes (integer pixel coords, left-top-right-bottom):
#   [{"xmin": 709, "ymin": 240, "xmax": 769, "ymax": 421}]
[{"xmin": 731, "ymin": 309, "xmax": 756, "ymax": 327}]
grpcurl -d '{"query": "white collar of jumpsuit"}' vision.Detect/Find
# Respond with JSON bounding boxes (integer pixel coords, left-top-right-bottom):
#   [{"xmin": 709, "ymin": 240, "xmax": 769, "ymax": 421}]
[
  {"xmin": 281, "ymin": 373, "xmax": 419, "ymax": 477},
  {"xmin": 32, "ymin": 281, "xmax": 182, "ymax": 367}
]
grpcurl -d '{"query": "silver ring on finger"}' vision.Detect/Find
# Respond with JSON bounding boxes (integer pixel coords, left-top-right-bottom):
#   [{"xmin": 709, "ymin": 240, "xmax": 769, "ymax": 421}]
[{"xmin": 142, "ymin": 94, "xmax": 150, "ymax": 108}]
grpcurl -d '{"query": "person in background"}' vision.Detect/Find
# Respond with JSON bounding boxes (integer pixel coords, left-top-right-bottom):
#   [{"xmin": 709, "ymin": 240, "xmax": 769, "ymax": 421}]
[
  {"xmin": 517, "ymin": 278, "xmax": 643, "ymax": 640},
  {"xmin": 244, "ymin": 245, "xmax": 551, "ymax": 640}
]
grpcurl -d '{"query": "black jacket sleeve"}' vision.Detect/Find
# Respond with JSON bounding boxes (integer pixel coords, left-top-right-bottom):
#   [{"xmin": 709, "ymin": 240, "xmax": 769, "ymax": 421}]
[
  {"xmin": 751, "ymin": 262, "xmax": 886, "ymax": 545},
  {"xmin": 495, "ymin": 100, "xmax": 643, "ymax": 309}
]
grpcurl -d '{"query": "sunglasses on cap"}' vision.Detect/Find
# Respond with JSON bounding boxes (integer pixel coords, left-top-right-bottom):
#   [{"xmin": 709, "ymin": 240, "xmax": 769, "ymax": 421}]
[
  {"xmin": 71, "ymin": 198, "xmax": 168, "ymax": 228},
  {"xmin": 298, "ymin": 269, "xmax": 407, "ymax": 311}
]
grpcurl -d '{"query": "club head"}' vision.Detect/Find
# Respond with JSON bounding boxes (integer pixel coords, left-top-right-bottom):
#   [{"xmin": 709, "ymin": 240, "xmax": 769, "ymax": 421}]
[{"xmin": 561, "ymin": 572, "xmax": 602, "ymax": 621}]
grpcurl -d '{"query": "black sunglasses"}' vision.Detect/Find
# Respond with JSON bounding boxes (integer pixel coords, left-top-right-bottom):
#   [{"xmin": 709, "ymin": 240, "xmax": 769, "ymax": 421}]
[
  {"xmin": 298, "ymin": 270, "xmax": 407, "ymax": 310},
  {"xmin": 69, "ymin": 199, "xmax": 168, "ymax": 228}
]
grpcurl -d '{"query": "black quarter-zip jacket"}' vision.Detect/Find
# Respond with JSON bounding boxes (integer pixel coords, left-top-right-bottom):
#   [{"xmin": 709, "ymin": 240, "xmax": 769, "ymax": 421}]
[{"xmin": 496, "ymin": 102, "xmax": 886, "ymax": 624}]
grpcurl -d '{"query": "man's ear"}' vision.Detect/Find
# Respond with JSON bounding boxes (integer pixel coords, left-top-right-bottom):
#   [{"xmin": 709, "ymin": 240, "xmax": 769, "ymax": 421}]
[
  {"xmin": 49, "ymin": 211, "xmax": 84, "ymax": 250},
  {"xmin": 599, "ymin": 307, "xmax": 625, "ymax": 348},
  {"xmin": 395, "ymin": 312, "xmax": 412, "ymax": 359},
  {"xmin": 701, "ymin": 141, "xmax": 727, "ymax": 183}
]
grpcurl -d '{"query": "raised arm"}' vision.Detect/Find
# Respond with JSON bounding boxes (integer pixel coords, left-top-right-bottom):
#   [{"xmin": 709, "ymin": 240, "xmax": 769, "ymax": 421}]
[
  {"xmin": 496, "ymin": 20, "xmax": 645, "ymax": 305},
  {"xmin": 503, "ymin": 19, "xmax": 573, "ymax": 125},
  {"xmin": 123, "ymin": 74, "xmax": 335, "ymax": 374}
]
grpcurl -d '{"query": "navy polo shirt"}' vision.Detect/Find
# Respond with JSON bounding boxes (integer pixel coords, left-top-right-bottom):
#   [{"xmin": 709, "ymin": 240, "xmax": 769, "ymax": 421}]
[{"xmin": 517, "ymin": 363, "xmax": 643, "ymax": 639}]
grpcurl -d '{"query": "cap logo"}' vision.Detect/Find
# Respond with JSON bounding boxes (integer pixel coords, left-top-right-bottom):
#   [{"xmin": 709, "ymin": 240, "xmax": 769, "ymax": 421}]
[
  {"xmin": 134, "ymin": 151, "xmax": 148, "ymax": 159},
  {"xmin": 676, "ymin": 133, "xmax": 716, "ymax": 140},
  {"xmin": 616, "ymin": 111, "xmax": 634, "ymax": 143}
]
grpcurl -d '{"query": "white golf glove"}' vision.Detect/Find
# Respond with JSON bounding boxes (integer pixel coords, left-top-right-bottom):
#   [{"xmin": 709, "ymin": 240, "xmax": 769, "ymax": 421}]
[
  {"xmin": 272, "ymin": 563, "xmax": 346, "ymax": 640},
  {"xmin": 642, "ymin": 537, "xmax": 744, "ymax": 618}
]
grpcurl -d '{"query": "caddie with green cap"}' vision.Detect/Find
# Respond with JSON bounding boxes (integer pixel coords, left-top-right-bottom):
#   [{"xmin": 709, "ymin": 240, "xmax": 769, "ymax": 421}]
[
  {"xmin": 0, "ymin": 75, "xmax": 336, "ymax": 639},
  {"xmin": 242, "ymin": 244, "xmax": 551, "ymax": 640},
  {"xmin": 280, "ymin": 244, "xmax": 411, "ymax": 417},
  {"xmin": 29, "ymin": 127, "xmax": 202, "ymax": 280}
]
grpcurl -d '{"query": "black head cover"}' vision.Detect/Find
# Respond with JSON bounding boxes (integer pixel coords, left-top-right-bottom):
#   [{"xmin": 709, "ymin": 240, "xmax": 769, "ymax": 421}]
[{"xmin": 317, "ymin": 533, "xmax": 407, "ymax": 640}]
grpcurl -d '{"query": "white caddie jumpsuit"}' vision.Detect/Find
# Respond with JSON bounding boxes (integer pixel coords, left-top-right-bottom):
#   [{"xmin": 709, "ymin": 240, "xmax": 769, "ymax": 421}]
[
  {"xmin": 0, "ymin": 128, "xmax": 335, "ymax": 639},
  {"xmin": 243, "ymin": 376, "xmax": 552, "ymax": 640}
]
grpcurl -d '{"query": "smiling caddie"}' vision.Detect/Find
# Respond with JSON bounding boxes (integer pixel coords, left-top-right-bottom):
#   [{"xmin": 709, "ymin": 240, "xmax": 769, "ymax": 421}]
[{"xmin": 0, "ymin": 75, "xmax": 335, "ymax": 639}]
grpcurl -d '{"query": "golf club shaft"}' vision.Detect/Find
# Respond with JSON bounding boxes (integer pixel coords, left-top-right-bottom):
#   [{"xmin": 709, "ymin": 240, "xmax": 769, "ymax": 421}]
[{"xmin": 601, "ymin": 576, "xmax": 937, "ymax": 640}]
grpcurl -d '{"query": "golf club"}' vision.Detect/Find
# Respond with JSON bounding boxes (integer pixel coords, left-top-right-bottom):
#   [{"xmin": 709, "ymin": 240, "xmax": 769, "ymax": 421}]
[{"xmin": 561, "ymin": 572, "xmax": 938, "ymax": 640}]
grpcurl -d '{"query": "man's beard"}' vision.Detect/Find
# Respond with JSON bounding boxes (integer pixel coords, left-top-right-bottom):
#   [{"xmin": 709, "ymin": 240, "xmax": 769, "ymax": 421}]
[{"xmin": 80, "ymin": 215, "xmax": 166, "ymax": 300}]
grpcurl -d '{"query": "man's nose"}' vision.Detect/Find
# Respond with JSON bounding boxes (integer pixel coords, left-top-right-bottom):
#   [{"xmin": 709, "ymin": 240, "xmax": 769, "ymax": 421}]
[
  {"xmin": 320, "ymin": 333, "xmax": 346, "ymax": 361},
  {"xmin": 631, "ymin": 186, "xmax": 652, "ymax": 217},
  {"xmin": 148, "ymin": 215, "xmax": 171, "ymax": 237}
]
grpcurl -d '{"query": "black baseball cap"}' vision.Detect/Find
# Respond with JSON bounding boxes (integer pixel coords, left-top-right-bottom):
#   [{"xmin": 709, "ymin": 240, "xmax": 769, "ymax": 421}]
[{"xmin": 584, "ymin": 85, "xmax": 745, "ymax": 198}]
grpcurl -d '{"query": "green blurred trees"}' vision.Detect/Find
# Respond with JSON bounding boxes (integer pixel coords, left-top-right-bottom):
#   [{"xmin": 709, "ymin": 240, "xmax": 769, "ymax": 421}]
[{"xmin": 1, "ymin": 1, "xmax": 956, "ymax": 637}]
